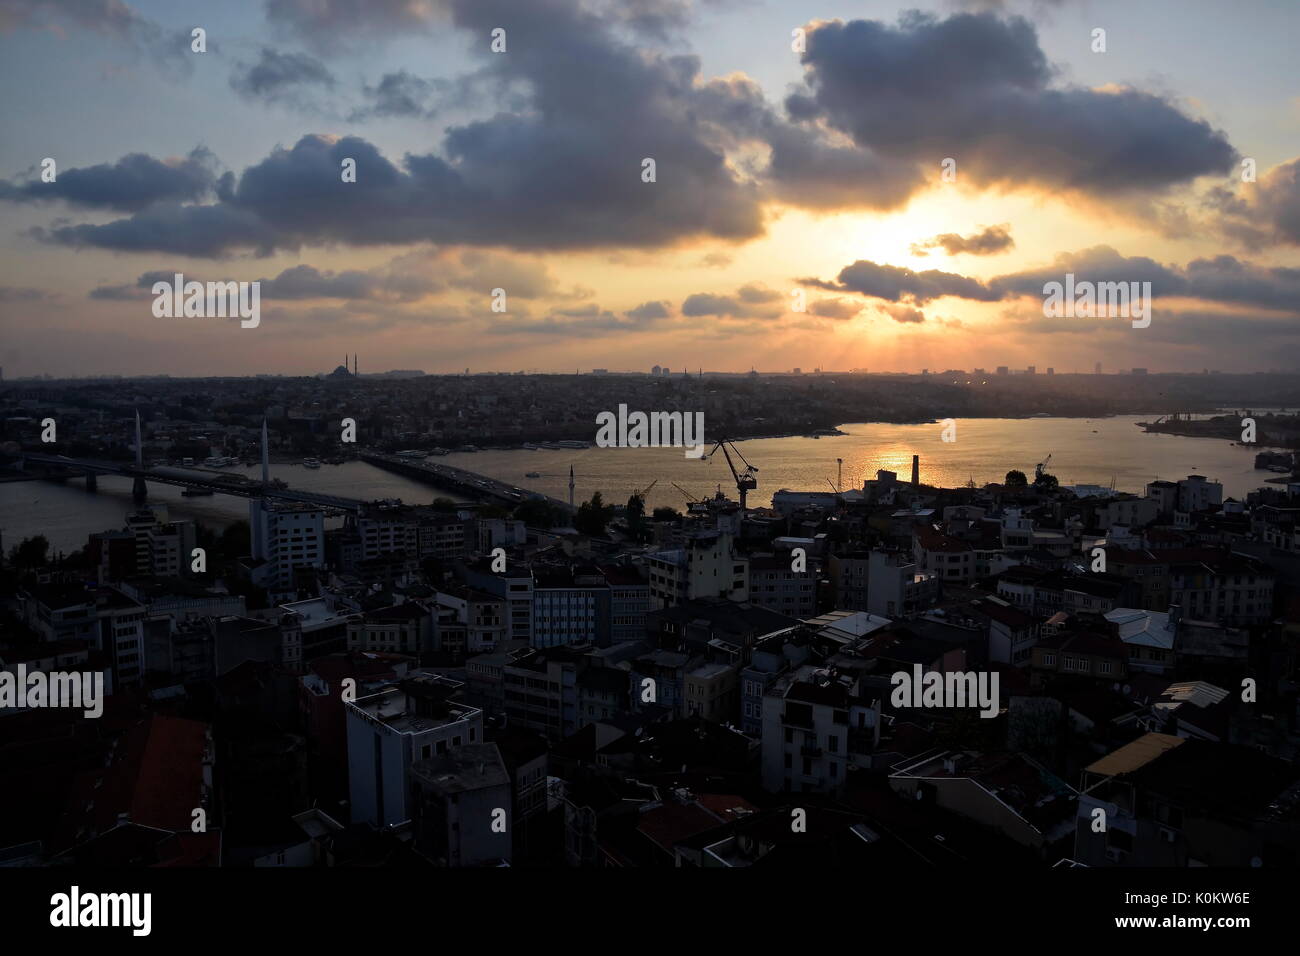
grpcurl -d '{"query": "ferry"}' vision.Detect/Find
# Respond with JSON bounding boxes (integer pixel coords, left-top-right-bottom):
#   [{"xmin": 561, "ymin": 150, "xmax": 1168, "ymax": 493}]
[
  {"xmin": 302, "ymin": 457, "xmax": 322, "ymax": 469},
  {"xmin": 556, "ymin": 440, "xmax": 591, "ymax": 449},
  {"xmin": 522, "ymin": 442, "xmax": 541, "ymax": 450},
  {"xmin": 395, "ymin": 449, "xmax": 427, "ymax": 460}
]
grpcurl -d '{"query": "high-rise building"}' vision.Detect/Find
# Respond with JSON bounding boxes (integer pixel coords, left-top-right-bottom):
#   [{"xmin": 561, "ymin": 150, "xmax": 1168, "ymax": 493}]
[{"xmin": 250, "ymin": 499, "xmax": 325, "ymax": 590}]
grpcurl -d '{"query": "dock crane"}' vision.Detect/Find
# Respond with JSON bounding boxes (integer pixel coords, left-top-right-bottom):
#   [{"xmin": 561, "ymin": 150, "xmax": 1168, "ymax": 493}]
[
  {"xmin": 630, "ymin": 478, "xmax": 658, "ymax": 499},
  {"xmin": 701, "ymin": 437, "xmax": 758, "ymax": 515},
  {"xmin": 1035, "ymin": 453, "xmax": 1053, "ymax": 481}
]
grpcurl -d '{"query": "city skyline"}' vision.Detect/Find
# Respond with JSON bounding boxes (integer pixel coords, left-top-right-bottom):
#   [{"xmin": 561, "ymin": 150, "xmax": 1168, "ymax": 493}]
[{"xmin": 1, "ymin": 0, "xmax": 1298, "ymax": 377}]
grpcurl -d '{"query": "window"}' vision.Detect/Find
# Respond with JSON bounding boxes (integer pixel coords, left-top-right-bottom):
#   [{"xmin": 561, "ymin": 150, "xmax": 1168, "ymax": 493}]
[{"xmin": 802, "ymin": 758, "xmax": 812, "ymax": 776}]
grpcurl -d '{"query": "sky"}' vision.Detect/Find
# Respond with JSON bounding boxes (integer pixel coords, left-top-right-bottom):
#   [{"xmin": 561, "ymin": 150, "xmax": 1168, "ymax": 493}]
[{"xmin": 0, "ymin": 0, "xmax": 1298, "ymax": 377}]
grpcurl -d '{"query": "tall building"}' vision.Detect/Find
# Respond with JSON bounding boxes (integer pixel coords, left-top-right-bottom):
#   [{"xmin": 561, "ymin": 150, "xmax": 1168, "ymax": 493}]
[
  {"xmin": 345, "ymin": 674, "xmax": 483, "ymax": 828},
  {"xmin": 250, "ymin": 499, "xmax": 325, "ymax": 590}
]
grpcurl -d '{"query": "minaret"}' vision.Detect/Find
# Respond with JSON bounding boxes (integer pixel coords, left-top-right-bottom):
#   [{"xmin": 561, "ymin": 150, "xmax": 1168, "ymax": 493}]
[
  {"xmin": 261, "ymin": 418, "xmax": 270, "ymax": 485},
  {"xmin": 353, "ymin": 353, "xmax": 357, "ymax": 377},
  {"xmin": 134, "ymin": 410, "xmax": 143, "ymax": 469},
  {"xmin": 568, "ymin": 464, "xmax": 575, "ymax": 510}
]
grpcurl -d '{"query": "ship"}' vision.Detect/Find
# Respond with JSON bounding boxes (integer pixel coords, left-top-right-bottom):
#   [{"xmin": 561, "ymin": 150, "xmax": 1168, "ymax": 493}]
[{"xmin": 302, "ymin": 458, "xmax": 321, "ymax": 469}]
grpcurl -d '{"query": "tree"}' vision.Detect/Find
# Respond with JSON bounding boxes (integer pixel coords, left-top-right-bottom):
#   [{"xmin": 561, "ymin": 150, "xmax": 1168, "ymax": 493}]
[
  {"xmin": 574, "ymin": 491, "xmax": 613, "ymax": 537},
  {"xmin": 431, "ymin": 497, "xmax": 458, "ymax": 512},
  {"xmin": 8, "ymin": 534, "xmax": 50, "ymax": 568},
  {"xmin": 1004, "ymin": 469, "xmax": 1028, "ymax": 488},
  {"xmin": 1034, "ymin": 471, "xmax": 1059, "ymax": 490},
  {"xmin": 218, "ymin": 521, "xmax": 251, "ymax": 559},
  {"xmin": 652, "ymin": 506, "xmax": 681, "ymax": 523},
  {"xmin": 514, "ymin": 498, "xmax": 558, "ymax": 528}
]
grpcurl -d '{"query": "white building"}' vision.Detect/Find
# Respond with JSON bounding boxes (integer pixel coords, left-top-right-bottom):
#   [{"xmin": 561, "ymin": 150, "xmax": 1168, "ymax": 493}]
[
  {"xmin": 646, "ymin": 531, "xmax": 748, "ymax": 610},
  {"xmin": 251, "ymin": 499, "xmax": 325, "ymax": 590},
  {"xmin": 345, "ymin": 674, "xmax": 484, "ymax": 829}
]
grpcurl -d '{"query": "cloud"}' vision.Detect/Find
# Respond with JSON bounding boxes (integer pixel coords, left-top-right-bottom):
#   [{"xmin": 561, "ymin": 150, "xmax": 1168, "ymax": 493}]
[
  {"xmin": 0, "ymin": 286, "xmax": 51, "ymax": 302},
  {"xmin": 264, "ymin": 0, "xmax": 445, "ymax": 51},
  {"xmin": 786, "ymin": 12, "xmax": 1236, "ymax": 199},
  {"xmin": 1210, "ymin": 157, "xmax": 1300, "ymax": 248},
  {"xmin": 803, "ymin": 260, "xmax": 1000, "ymax": 304},
  {"xmin": 877, "ymin": 303, "xmax": 926, "ymax": 324},
  {"xmin": 625, "ymin": 300, "xmax": 672, "ymax": 321},
  {"xmin": 350, "ymin": 71, "xmax": 447, "ymax": 120},
  {"xmin": 229, "ymin": 48, "xmax": 336, "ymax": 106},
  {"xmin": 911, "ymin": 223, "xmax": 1014, "ymax": 257},
  {"xmin": 682, "ymin": 283, "xmax": 784, "ymax": 318},
  {"xmin": 809, "ymin": 298, "xmax": 862, "ymax": 319},
  {"xmin": 0, "ymin": 148, "xmax": 220, "ymax": 212}
]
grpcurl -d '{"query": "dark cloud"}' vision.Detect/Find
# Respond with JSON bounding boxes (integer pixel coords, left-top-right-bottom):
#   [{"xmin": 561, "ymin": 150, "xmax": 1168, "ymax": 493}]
[
  {"xmin": 804, "ymin": 260, "xmax": 1000, "ymax": 304},
  {"xmin": 1211, "ymin": 157, "xmax": 1300, "ymax": 249},
  {"xmin": 0, "ymin": 0, "xmax": 142, "ymax": 36},
  {"xmin": 682, "ymin": 283, "xmax": 784, "ymax": 319},
  {"xmin": 350, "ymin": 71, "xmax": 447, "ymax": 120},
  {"xmin": 264, "ymin": 0, "xmax": 443, "ymax": 51},
  {"xmin": 625, "ymin": 300, "xmax": 672, "ymax": 321},
  {"xmin": 788, "ymin": 12, "xmax": 1237, "ymax": 198},
  {"xmin": 0, "ymin": 148, "xmax": 219, "ymax": 212},
  {"xmin": 43, "ymin": 0, "xmax": 767, "ymax": 256},
  {"xmin": 988, "ymin": 246, "xmax": 1300, "ymax": 314},
  {"xmin": 229, "ymin": 48, "xmax": 335, "ymax": 105},
  {"xmin": 912, "ymin": 223, "xmax": 1014, "ymax": 257}
]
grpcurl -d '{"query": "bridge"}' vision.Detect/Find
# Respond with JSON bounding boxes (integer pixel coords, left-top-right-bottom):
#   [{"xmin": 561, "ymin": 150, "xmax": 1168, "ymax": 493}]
[
  {"xmin": 9, "ymin": 452, "xmax": 368, "ymax": 513},
  {"xmin": 360, "ymin": 451, "xmax": 575, "ymax": 514}
]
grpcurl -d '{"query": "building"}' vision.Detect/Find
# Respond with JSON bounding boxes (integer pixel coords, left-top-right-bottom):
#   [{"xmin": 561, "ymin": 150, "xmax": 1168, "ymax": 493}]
[
  {"xmin": 433, "ymin": 585, "xmax": 507, "ymax": 656},
  {"xmin": 912, "ymin": 525, "xmax": 975, "ymax": 584},
  {"xmin": 601, "ymin": 565, "xmax": 649, "ymax": 643},
  {"xmin": 410, "ymin": 743, "xmax": 512, "ymax": 866},
  {"xmin": 250, "ymin": 499, "xmax": 325, "ymax": 591},
  {"xmin": 646, "ymin": 530, "xmax": 748, "ymax": 610},
  {"xmin": 760, "ymin": 667, "xmax": 882, "ymax": 794},
  {"xmin": 1074, "ymin": 735, "xmax": 1300, "ymax": 866},
  {"xmin": 345, "ymin": 674, "xmax": 484, "ymax": 828},
  {"xmin": 866, "ymin": 549, "xmax": 939, "ymax": 618},
  {"xmin": 531, "ymin": 566, "xmax": 610, "ymax": 648},
  {"xmin": 747, "ymin": 555, "xmax": 816, "ymax": 619},
  {"xmin": 346, "ymin": 603, "xmax": 433, "ymax": 656}
]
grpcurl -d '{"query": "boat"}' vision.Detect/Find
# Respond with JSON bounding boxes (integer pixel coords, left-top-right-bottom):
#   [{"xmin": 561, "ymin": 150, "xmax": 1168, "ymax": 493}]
[
  {"xmin": 522, "ymin": 442, "xmax": 541, "ymax": 450},
  {"xmin": 525, "ymin": 471, "xmax": 541, "ymax": 478},
  {"xmin": 302, "ymin": 458, "xmax": 321, "ymax": 469},
  {"xmin": 181, "ymin": 487, "xmax": 213, "ymax": 497}
]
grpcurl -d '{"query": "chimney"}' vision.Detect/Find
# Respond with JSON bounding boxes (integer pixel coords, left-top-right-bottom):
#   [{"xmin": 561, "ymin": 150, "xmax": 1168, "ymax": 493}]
[{"xmin": 911, "ymin": 455, "xmax": 919, "ymax": 487}]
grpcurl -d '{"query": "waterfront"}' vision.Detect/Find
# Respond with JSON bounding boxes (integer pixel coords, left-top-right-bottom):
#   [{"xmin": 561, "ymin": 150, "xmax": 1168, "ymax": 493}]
[
  {"xmin": 442, "ymin": 415, "xmax": 1276, "ymax": 515},
  {"xmin": 0, "ymin": 415, "xmax": 1282, "ymax": 555}
]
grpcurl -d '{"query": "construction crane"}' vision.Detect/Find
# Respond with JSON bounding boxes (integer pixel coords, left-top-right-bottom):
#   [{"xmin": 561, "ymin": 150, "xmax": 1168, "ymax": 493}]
[
  {"xmin": 630, "ymin": 478, "xmax": 658, "ymax": 498},
  {"xmin": 1035, "ymin": 453, "xmax": 1053, "ymax": 481},
  {"xmin": 701, "ymin": 437, "xmax": 758, "ymax": 515}
]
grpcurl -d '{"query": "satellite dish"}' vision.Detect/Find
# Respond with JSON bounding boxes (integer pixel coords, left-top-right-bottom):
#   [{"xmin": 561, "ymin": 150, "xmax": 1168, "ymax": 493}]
[
  {"xmin": 1250, "ymin": 856, "xmax": 1263, "ymax": 867},
  {"xmin": 1122, "ymin": 685, "xmax": 1132, "ymax": 695}
]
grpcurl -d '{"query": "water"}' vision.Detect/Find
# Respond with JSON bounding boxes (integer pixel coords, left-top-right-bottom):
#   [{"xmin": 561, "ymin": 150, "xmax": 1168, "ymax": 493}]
[
  {"xmin": 0, "ymin": 416, "xmax": 1283, "ymax": 555},
  {"xmin": 441, "ymin": 415, "xmax": 1278, "ymax": 514},
  {"xmin": 0, "ymin": 461, "xmax": 463, "ymax": 556}
]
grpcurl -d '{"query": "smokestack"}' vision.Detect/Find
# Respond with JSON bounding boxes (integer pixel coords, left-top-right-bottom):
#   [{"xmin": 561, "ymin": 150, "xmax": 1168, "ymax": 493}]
[{"xmin": 911, "ymin": 454, "xmax": 919, "ymax": 487}]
